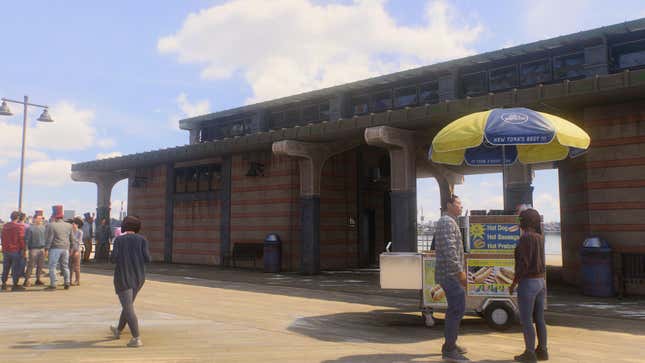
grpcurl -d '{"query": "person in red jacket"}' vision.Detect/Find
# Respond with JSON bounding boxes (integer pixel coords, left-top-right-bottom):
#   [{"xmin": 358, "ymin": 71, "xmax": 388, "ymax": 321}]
[{"xmin": 1, "ymin": 211, "xmax": 27, "ymax": 291}]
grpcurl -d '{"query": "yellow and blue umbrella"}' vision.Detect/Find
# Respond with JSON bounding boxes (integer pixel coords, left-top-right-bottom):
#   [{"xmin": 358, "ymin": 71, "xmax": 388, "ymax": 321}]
[{"xmin": 429, "ymin": 107, "xmax": 590, "ymax": 166}]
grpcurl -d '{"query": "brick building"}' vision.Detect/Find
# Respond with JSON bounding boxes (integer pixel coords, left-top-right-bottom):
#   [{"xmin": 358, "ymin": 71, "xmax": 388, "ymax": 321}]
[{"xmin": 72, "ymin": 18, "xmax": 645, "ymax": 294}]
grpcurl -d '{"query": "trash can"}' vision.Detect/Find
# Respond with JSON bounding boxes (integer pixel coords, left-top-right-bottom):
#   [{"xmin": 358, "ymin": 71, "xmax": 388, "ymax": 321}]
[
  {"xmin": 580, "ymin": 237, "xmax": 615, "ymax": 297},
  {"xmin": 263, "ymin": 233, "xmax": 281, "ymax": 273}
]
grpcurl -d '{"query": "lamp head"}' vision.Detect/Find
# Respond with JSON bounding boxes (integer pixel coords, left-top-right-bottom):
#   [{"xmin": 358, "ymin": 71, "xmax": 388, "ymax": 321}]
[
  {"xmin": 37, "ymin": 108, "xmax": 54, "ymax": 122},
  {"xmin": 0, "ymin": 101, "xmax": 13, "ymax": 116}
]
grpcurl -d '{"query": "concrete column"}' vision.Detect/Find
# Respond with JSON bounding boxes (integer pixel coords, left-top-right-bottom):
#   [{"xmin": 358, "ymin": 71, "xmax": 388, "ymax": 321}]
[
  {"xmin": 503, "ymin": 163, "xmax": 534, "ymax": 211},
  {"xmin": 365, "ymin": 126, "xmax": 417, "ymax": 252},
  {"xmin": 71, "ymin": 170, "xmax": 129, "ymax": 223},
  {"xmin": 273, "ymin": 139, "xmax": 362, "ymax": 274}
]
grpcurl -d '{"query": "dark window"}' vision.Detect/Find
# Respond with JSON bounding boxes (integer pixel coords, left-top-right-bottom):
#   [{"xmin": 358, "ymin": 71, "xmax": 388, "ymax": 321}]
[
  {"xmin": 302, "ymin": 104, "xmax": 319, "ymax": 123},
  {"xmin": 371, "ymin": 90, "xmax": 392, "ymax": 112},
  {"xmin": 185, "ymin": 167, "xmax": 198, "ymax": 193},
  {"xmin": 419, "ymin": 82, "xmax": 439, "ymax": 104},
  {"xmin": 351, "ymin": 95, "xmax": 369, "ymax": 115},
  {"xmin": 318, "ymin": 102, "xmax": 330, "ymax": 121},
  {"xmin": 175, "ymin": 168, "xmax": 187, "ymax": 193},
  {"xmin": 461, "ymin": 72, "xmax": 487, "ymax": 96},
  {"xmin": 175, "ymin": 164, "xmax": 222, "ymax": 193},
  {"xmin": 198, "ymin": 166, "xmax": 210, "ymax": 192},
  {"xmin": 268, "ymin": 111, "xmax": 285, "ymax": 129},
  {"xmin": 199, "ymin": 128, "xmax": 209, "ymax": 143},
  {"xmin": 520, "ymin": 58, "xmax": 552, "ymax": 86},
  {"xmin": 613, "ymin": 39, "xmax": 645, "ymax": 70},
  {"xmin": 553, "ymin": 52, "xmax": 585, "ymax": 79},
  {"xmin": 228, "ymin": 120, "xmax": 248, "ymax": 137},
  {"xmin": 394, "ymin": 86, "xmax": 418, "ymax": 108},
  {"xmin": 489, "ymin": 65, "xmax": 518, "ymax": 91},
  {"xmin": 284, "ymin": 109, "xmax": 300, "ymax": 125}
]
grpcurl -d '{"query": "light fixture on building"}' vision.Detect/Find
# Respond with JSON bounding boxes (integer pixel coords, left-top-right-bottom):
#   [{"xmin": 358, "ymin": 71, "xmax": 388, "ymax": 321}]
[{"xmin": 246, "ymin": 162, "xmax": 265, "ymax": 177}]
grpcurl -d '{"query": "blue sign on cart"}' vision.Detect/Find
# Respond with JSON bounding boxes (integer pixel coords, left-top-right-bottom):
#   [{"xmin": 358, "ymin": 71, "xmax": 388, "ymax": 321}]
[{"xmin": 469, "ymin": 223, "xmax": 520, "ymax": 253}]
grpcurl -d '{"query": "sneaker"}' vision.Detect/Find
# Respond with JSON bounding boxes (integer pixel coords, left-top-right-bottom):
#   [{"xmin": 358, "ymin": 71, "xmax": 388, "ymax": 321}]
[
  {"xmin": 109, "ymin": 325, "xmax": 121, "ymax": 339},
  {"xmin": 11, "ymin": 285, "xmax": 26, "ymax": 292},
  {"xmin": 35, "ymin": 280, "xmax": 45, "ymax": 286},
  {"xmin": 1, "ymin": 283, "xmax": 7, "ymax": 291},
  {"xmin": 514, "ymin": 350, "xmax": 538, "ymax": 363},
  {"xmin": 535, "ymin": 347, "xmax": 549, "ymax": 361},
  {"xmin": 442, "ymin": 344, "xmax": 468, "ymax": 355},
  {"xmin": 127, "ymin": 337, "xmax": 143, "ymax": 348},
  {"xmin": 442, "ymin": 348, "xmax": 470, "ymax": 363},
  {"xmin": 64, "ymin": 284, "xmax": 70, "ymax": 290},
  {"xmin": 44, "ymin": 286, "xmax": 56, "ymax": 291}
]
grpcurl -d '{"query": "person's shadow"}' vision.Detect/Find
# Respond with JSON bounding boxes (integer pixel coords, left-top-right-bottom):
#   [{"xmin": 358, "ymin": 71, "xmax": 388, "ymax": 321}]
[
  {"xmin": 321, "ymin": 353, "xmax": 514, "ymax": 363},
  {"xmin": 12, "ymin": 337, "xmax": 125, "ymax": 350}
]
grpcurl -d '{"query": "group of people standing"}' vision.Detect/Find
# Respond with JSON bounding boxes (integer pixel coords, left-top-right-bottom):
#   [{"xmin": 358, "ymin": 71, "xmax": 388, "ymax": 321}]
[
  {"xmin": 434, "ymin": 195, "xmax": 548, "ymax": 363},
  {"xmin": 1, "ymin": 207, "xmax": 151, "ymax": 348},
  {"xmin": 0, "ymin": 205, "xmax": 114, "ymax": 291}
]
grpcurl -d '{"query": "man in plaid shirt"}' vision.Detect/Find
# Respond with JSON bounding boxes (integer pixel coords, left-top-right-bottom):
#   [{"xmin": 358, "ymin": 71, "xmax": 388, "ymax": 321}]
[{"xmin": 434, "ymin": 195, "xmax": 469, "ymax": 362}]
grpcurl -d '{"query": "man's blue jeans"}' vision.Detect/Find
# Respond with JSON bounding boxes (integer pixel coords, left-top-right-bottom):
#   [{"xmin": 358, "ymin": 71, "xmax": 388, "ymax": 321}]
[
  {"xmin": 2, "ymin": 252, "xmax": 22, "ymax": 285},
  {"xmin": 440, "ymin": 277, "xmax": 466, "ymax": 352},
  {"xmin": 48, "ymin": 248, "xmax": 70, "ymax": 287},
  {"xmin": 518, "ymin": 278, "xmax": 547, "ymax": 351}
]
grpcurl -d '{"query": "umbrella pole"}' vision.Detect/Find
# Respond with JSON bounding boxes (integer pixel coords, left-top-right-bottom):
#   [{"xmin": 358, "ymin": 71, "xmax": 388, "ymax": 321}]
[{"xmin": 502, "ymin": 145, "xmax": 507, "ymax": 211}]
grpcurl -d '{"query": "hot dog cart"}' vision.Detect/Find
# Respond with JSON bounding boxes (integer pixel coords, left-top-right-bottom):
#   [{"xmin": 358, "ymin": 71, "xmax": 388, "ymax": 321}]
[{"xmin": 380, "ymin": 213, "xmax": 542, "ymax": 331}]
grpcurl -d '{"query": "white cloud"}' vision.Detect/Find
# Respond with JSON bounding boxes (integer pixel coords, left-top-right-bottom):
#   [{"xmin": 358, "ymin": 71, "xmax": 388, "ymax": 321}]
[
  {"xmin": 158, "ymin": 0, "xmax": 483, "ymax": 102},
  {"xmin": 97, "ymin": 138, "xmax": 116, "ymax": 149},
  {"xmin": 168, "ymin": 93, "xmax": 211, "ymax": 130},
  {"xmin": 30, "ymin": 102, "xmax": 97, "ymax": 151},
  {"xmin": 176, "ymin": 93, "xmax": 210, "ymax": 117},
  {"xmin": 533, "ymin": 192, "xmax": 560, "ymax": 222},
  {"xmin": 8, "ymin": 159, "xmax": 72, "ymax": 187},
  {"xmin": 96, "ymin": 151, "xmax": 123, "ymax": 160}
]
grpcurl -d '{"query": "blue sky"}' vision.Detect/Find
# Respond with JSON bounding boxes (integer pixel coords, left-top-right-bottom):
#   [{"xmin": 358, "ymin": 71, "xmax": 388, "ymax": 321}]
[{"xmin": 0, "ymin": 0, "xmax": 644, "ymax": 222}]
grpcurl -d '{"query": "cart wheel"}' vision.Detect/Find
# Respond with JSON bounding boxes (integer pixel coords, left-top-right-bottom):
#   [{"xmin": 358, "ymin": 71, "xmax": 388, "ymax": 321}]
[
  {"xmin": 483, "ymin": 302, "xmax": 514, "ymax": 331},
  {"xmin": 422, "ymin": 311, "xmax": 435, "ymax": 328}
]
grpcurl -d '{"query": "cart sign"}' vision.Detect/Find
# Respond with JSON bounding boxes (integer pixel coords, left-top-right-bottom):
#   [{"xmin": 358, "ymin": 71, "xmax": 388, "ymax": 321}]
[
  {"xmin": 469, "ymin": 223, "xmax": 520, "ymax": 253},
  {"xmin": 422, "ymin": 258, "xmax": 447, "ymax": 306},
  {"xmin": 467, "ymin": 259, "xmax": 516, "ymax": 297}
]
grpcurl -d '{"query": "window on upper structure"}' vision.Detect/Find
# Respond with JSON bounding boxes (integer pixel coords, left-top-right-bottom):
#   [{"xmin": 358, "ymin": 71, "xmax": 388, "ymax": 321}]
[
  {"xmin": 318, "ymin": 102, "xmax": 330, "ymax": 121},
  {"xmin": 613, "ymin": 39, "xmax": 645, "ymax": 70},
  {"xmin": 175, "ymin": 168, "xmax": 187, "ymax": 193},
  {"xmin": 520, "ymin": 58, "xmax": 552, "ymax": 86},
  {"xmin": 394, "ymin": 86, "xmax": 418, "ymax": 108},
  {"xmin": 302, "ymin": 104, "xmax": 319, "ymax": 123},
  {"xmin": 489, "ymin": 65, "xmax": 518, "ymax": 91},
  {"xmin": 371, "ymin": 90, "xmax": 392, "ymax": 112},
  {"xmin": 284, "ymin": 109, "xmax": 300, "ymax": 125},
  {"xmin": 268, "ymin": 111, "xmax": 285, "ymax": 129},
  {"xmin": 228, "ymin": 119, "xmax": 249, "ymax": 137},
  {"xmin": 461, "ymin": 72, "xmax": 487, "ymax": 97},
  {"xmin": 351, "ymin": 95, "xmax": 369, "ymax": 115},
  {"xmin": 553, "ymin": 52, "xmax": 585, "ymax": 80},
  {"xmin": 197, "ymin": 166, "xmax": 210, "ymax": 192},
  {"xmin": 419, "ymin": 82, "xmax": 439, "ymax": 104}
]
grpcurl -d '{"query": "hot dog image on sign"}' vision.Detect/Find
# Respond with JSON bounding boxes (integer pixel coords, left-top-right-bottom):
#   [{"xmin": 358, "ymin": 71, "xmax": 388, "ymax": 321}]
[{"xmin": 467, "ymin": 259, "xmax": 516, "ymax": 296}]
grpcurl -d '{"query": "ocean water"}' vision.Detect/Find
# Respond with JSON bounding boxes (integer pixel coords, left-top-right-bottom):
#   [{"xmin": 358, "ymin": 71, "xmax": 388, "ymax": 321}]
[{"xmin": 545, "ymin": 232, "xmax": 562, "ymax": 255}]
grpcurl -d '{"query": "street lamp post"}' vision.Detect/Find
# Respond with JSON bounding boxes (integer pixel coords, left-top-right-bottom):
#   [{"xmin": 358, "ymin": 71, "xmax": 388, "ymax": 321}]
[{"xmin": 0, "ymin": 95, "xmax": 54, "ymax": 212}]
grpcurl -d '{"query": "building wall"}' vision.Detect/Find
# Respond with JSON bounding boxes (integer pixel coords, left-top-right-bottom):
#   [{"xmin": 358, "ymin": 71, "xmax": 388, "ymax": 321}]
[
  {"xmin": 319, "ymin": 150, "xmax": 359, "ymax": 269},
  {"xmin": 230, "ymin": 152, "xmax": 300, "ymax": 270},
  {"xmin": 172, "ymin": 199, "xmax": 221, "ymax": 265},
  {"xmin": 560, "ymin": 100, "xmax": 645, "ymax": 290},
  {"xmin": 128, "ymin": 165, "xmax": 167, "ymax": 262}
]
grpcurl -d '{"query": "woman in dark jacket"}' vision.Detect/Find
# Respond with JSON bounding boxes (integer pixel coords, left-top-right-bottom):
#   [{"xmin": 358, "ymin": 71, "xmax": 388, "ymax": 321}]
[
  {"xmin": 509, "ymin": 208, "xmax": 548, "ymax": 363},
  {"xmin": 109, "ymin": 216, "xmax": 151, "ymax": 348}
]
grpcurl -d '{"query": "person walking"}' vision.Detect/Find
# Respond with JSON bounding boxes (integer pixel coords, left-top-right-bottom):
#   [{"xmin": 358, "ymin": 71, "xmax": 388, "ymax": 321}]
[
  {"xmin": 1, "ymin": 211, "xmax": 27, "ymax": 291},
  {"xmin": 44, "ymin": 205, "xmax": 73, "ymax": 290},
  {"xmin": 509, "ymin": 208, "xmax": 548, "ymax": 363},
  {"xmin": 70, "ymin": 217, "xmax": 83, "ymax": 286},
  {"xmin": 95, "ymin": 218, "xmax": 112, "ymax": 262},
  {"xmin": 81, "ymin": 213, "xmax": 94, "ymax": 262},
  {"xmin": 109, "ymin": 215, "xmax": 150, "ymax": 348},
  {"xmin": 434, "ymin": 195, "xmax": 469, "ymax": 363},
  {"xmin": 24, "ymin": 212, "xmax": 47, "ymax": 287}
]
